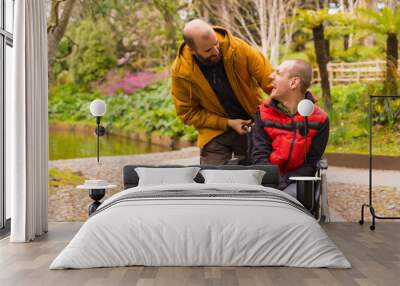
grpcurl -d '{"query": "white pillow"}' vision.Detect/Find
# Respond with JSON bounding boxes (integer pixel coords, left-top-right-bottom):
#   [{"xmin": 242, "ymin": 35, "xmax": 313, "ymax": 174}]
[
  {"xmin": 200, "ymin": 169, "xmax": 266, "ymax": 185},
  {"xmin": 135, "ymin": 167, "xmax": 201, "ymax": 186}
]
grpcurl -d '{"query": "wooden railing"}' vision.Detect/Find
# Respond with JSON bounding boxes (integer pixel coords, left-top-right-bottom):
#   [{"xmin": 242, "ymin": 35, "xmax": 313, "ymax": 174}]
[{"xmin": 312, "ymin": 60, "xmax": 400, "ymax": 84}]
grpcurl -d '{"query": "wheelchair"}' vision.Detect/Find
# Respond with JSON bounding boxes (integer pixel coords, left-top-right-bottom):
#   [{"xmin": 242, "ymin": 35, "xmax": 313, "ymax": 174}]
[{"xmin": 226, "ymin": 128, "xmax": 331, "ymax": 223}]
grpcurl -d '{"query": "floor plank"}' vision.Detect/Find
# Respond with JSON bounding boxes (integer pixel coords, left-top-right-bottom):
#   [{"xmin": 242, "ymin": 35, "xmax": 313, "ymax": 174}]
[{"xmin": 0, "ymin": 222, "xmax": 399, "ymax": 286}]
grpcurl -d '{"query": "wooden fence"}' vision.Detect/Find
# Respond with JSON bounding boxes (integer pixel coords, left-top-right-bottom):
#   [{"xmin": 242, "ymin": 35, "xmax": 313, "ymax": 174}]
[{"xmin": 312, "ymin": 60, "xmax": 400, "ymax": 84}]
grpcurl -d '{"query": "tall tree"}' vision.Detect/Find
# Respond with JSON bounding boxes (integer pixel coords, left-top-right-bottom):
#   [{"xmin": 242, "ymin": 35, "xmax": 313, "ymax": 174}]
[
  {"xmin": 79, "ymin": 0, "xmax": 180, "ymax": 69},
  {"xmin": 296, "ymin": 8, "xmax": 332, "ymax": 111},
  {"xmin": 47, "ymin": 0, "xmax": 77, "ymax": 81},
  {"xmin": 152, "ymin": 0, "xmax": 188, "ymax": 64},
  {"xmin": 194, "ymin": 0, "xmax": 299, "ymax": 66},
  {"xmin": 358, "ymin": 6, "xmax": 400, "ymax": 95}
]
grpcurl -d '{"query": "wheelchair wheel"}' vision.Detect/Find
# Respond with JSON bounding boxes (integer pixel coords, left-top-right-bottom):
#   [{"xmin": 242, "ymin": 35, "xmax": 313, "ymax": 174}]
[
  {"xmin": 311, "ymin": 179, "xmax": 321, "ymax": 220},
  {"xmin": 319, "ymin": 173, "xmax": 329, "ymax": 223},
  {"xmin": 314, "ymin": 193, "xmax": 320, "ymax": 220}
]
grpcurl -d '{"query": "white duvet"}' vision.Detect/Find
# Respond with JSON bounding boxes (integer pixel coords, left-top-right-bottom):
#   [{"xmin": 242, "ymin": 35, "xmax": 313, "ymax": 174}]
[{"xmin": 50, "ymin": 183, "xmax": 351, "ymax": 269}]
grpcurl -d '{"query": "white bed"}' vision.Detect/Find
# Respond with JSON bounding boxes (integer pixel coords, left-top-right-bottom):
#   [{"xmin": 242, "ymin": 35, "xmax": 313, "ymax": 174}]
[{"xmin": 50, "ymin": 183, "xmax": 351, "ymax": 269}]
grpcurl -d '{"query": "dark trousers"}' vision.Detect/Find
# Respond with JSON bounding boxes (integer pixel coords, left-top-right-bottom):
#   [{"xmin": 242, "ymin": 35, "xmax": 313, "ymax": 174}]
[{"xmin": 200, "ymin": 129, "xmax": 247, "ymax": 165}]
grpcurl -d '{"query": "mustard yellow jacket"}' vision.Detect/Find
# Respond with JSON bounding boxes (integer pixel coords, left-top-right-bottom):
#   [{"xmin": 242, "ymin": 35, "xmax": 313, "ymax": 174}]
[{"xmin": 171, "ymin": 27, "xmax": 273, "ymax": 148}]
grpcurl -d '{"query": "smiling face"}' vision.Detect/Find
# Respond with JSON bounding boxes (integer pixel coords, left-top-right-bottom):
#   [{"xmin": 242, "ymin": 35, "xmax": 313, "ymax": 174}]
[
  {"xmin": 269, "ymin": 61, "xmax": 300, "ymax": 101},
  {"xmin": 190, "ymin": 31, "xmax": 222, "ymax": 66}
]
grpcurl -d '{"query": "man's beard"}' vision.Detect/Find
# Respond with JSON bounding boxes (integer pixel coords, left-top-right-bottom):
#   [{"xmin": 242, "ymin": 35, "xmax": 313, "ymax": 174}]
[{"xmin": 195, "ymin": 52, "xmax": 222, "ymax": 66}]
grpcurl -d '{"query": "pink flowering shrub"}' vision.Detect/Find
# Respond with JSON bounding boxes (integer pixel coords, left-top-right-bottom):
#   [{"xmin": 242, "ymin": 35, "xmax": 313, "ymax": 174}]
[{"xmin": 94, "ymin": 69, "xmax": 169, "ymax": 96}]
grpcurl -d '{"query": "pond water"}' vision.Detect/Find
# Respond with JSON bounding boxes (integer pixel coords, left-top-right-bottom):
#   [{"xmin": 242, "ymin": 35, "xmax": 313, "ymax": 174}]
[{"xmin": 49, "ymin": 130, "xmax": 170, "ymax": 160}]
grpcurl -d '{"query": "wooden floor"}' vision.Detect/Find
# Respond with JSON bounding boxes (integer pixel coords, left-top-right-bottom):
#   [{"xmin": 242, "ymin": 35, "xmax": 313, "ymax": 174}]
[{"xmin": 0, "ymin": 222, "xmax": 399, "ymax": 286}]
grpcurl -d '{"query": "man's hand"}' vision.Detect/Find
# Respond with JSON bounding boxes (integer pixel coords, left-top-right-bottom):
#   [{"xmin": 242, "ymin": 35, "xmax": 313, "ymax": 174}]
[{"xmin": 228, "ymin": 119, "xmax": 252, "ymax": 135}]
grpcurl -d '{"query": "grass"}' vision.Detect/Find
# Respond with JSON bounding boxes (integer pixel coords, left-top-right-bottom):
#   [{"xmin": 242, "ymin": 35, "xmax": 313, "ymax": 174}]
[
  {"xmin": 49, "ymin": 168, "xmax": 85, "ymax": 190},
  {"xmin": 326, "ymin": 127, "xmax": 400, "ymax": 156}
]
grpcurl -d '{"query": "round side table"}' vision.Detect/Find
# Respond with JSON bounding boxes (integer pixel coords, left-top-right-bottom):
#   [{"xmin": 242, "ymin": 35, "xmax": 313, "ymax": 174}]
[{"xmin": 77, "ymin": 184, "xmax": 117, "ymax": 216}]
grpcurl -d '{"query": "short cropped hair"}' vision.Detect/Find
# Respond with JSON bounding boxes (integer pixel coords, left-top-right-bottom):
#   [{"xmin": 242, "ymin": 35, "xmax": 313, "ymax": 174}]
[{"xmin": 287, "ymin": 60, "xmax": 312, "ymax": 93}]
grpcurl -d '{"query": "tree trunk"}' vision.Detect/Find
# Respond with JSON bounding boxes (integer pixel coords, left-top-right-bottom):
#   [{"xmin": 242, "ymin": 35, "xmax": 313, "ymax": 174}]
[
  {"xmin": 312, "ymin": 24, "xmax": 332, "ymax": 111},
  {"xmin": 344, "ymin": 34, "xmax": 349, "ymax": 51},
  {"xmin": 386, "ymin": 33, "xmax": 398, "ymax": 95},
  {"xmin": 47, "ymin": 0, "xmax": 77, "ymax": 82},
  {"xmin": 325, "ymin": 38, "xmax": 330, "ymax": 60}
]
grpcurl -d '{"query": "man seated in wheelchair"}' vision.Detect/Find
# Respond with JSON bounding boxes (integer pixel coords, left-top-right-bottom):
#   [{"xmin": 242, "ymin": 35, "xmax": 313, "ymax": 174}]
[{"xmin": 251, "ymin": 59, "xmax": 329, "ymax": 198}]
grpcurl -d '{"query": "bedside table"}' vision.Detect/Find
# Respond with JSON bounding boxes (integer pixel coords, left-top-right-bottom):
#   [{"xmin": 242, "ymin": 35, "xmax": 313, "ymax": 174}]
[{"xmin": 77, "ymin": 182, "xmax": 117, "ymax": 215}]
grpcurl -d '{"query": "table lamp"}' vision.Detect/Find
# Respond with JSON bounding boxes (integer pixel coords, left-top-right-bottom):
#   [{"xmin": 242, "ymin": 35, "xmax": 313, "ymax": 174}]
[
  {"xmin": 297, "ymin": 99, "xmax": 314, "ymax": 163},
  {"xmin": 89, "ymin": 99, "xmax": 107, "ymax": 163}
]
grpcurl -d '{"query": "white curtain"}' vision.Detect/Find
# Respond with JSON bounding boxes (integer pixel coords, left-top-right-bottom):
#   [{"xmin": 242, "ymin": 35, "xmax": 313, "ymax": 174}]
[{"xmin": 8, "ymin": 0, "xmax": 48, "ymax": 242}]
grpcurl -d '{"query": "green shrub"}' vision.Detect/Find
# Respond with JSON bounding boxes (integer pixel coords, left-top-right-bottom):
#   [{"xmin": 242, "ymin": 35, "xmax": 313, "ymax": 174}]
[
  {"xmin": 312, "ymin": 82, "xmax": 371, "ymax": 147},
  {"xmin": 52, "ymin": 36, "xmax": 75, "ymax": 80},
  {"xmin": 69, "ymin": 19, "xmax": 117, "ymax": 86},
  {"xmin": 331, "ymin": 44, "xmax": 383, "ymax": 62},
  {"xmin": 49, "ymin": 79, "xmax": 198, "ymax": 142},
  {"xmin": 48, "ymin": 83, "xmax": 98, "ymax": 123},
  {"xmin": 311, "ymin": 81, "xmax": 400, "ymax": 154}
]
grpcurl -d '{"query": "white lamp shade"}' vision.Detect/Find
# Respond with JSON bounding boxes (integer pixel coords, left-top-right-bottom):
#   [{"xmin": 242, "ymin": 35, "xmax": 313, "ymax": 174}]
[
  {"xmin": 90, "ymin": 99, "xmax": 107, "ymax": 117},
  {"xmin": 297, "ymin": 99, "xmax": 314, "ymax": 117}
]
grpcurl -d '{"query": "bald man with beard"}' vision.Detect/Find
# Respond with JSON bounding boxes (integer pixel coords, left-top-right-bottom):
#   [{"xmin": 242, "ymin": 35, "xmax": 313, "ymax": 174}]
[{"xmin": 171, "ymin": 19, "xmax": 273, "ymax": 165}]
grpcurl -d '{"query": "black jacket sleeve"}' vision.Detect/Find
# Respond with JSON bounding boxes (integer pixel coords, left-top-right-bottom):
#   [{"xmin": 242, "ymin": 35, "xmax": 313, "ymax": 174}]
[
  {"xmin": 251, "ymin": 109, "xmax": 272, "ymax": 165},
  {"xmin": 281, "ymin": 117, "xmax": 330, "ymax": 185}
]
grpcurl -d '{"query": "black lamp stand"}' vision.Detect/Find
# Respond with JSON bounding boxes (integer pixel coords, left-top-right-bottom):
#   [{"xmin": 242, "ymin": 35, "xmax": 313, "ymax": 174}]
[
  {"xmin": 95, "ymin": 116, "xmax": 106, "ymax": 163},
  {"xmin": 359, "ymin": 95, "xmax": 400, "ymax": 230},
  {"xmin": 304, "ymin": 116, "xmax": 308, "ymax": 164},
  {"xmin": 88, "ymin": 116, "xmax": 106, "ymax": 216}
]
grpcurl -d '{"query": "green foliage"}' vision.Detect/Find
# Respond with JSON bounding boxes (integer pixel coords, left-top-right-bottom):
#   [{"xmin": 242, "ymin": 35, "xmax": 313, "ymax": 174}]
[
  {"xmin": 103, "ymin": 80, "xmax": 197, "ymax": 140},
  {"xmin": 357, "ymin": 7, "xmax": 400, "ymax": 35},
  {"xmin": 290, "ymin": 8, "xmax": 391, "ymax": 64},
  {"xmin": 48, "ymin": 83, "xmax": 99, "ymax": 122},
  {"xmin": 331, "ymin": 44, "xmax": 383, "ymax": 62},
  {"xmin": 356, "ymin": 7, "xmax": 400, "ymax": 96},
  {"xmin": 288, "ymin": 30, "xmax": 312, "ymax": 52},
  {"xmin": 49, "ymin": 79, "xmax": 198, "ymax": 142},
  {"xmin": 69, "ymin": 19, "xmax": 117, "ymax": 86},
  {"xmin": 78, "ymin": 0, "xmax": 184, "ymax": 71},
  {"xmin": 295, "ymin": 9, "xmax": 330, "ymax": 29},
  {"xmin": 311, "ymin": 81, "xmax": 400, "ymax": 155},
  {"xmin": 324, "ymin": 12, "xmax": 356, "ymax": 40},
  {"xmin": 282, "ymin": 41, "xmax": 316, "ymax": 64},
  {"xmin": 324, "ymin": 83, "xmax": 369, "ymax": 146},
  {"xmin": 53, "ymin": 36, "xmax": 75, "ymax": 79}
]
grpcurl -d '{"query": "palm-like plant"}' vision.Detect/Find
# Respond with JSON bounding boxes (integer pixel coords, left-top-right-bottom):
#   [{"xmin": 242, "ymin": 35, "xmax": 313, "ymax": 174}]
[
  {"xmin": 296, "ymin": 8, "xmax": 332, "ymax": 111},
  {"xmin": 326, "ymin": 12, "xmax": 357, "ymax": 51},
  {"xmin": 358, "ymin": 7, "xmax": 400, "ymax": 95}
]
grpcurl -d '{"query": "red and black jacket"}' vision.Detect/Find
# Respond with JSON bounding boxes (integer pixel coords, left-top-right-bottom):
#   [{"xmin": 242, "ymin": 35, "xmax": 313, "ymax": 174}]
[{"xmin": 252, "ymin": 92, "xmax": 329, "ymax": 188}]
